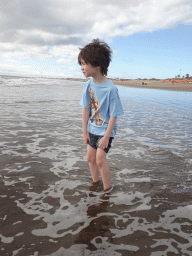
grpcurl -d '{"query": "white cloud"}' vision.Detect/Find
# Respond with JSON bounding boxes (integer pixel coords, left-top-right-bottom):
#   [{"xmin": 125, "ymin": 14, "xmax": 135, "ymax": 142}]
[
  {"xmin": 0, "ymin": 62, "xmax": 42, "ymax": 77},
  {"xmin": 0, "ymin": 43, "xmax": 79, "ymax": 60},
  {"xmin": 50, "ymin": 45, "xmax": 79, "ymax": 58},
  {"xmin": 68, "ymin": 67, "xmax": 78, "ymax": 71},
  {"xmin": 1, "ymin": 0, "xmax": 191, "ymax": 48},
  {"xmin": 0, "ymin": 0, "xmax": 192, "ymax": 77},
  {"xmin": 56, "ymin": 58, "xmax": 75, "ymax": 64},
  {"xmin": 0, "ymin": 60, "xmax": 75, "ymax": 78}
]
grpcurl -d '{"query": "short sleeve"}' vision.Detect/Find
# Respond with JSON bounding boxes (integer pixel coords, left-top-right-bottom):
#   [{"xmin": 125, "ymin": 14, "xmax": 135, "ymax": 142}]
[
  {"xmin": 109, "ymin": 87, "xmax": 124, "ymax": 117},
  {"xmin": 79, "ymin": 81, "xmax": 91, "ymax": 109}
]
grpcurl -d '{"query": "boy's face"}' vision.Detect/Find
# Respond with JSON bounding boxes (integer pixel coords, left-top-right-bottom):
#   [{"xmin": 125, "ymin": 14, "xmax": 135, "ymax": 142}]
[{"xmin": 80, "ymin": 59, "xmax": 100, "ymax": 78}]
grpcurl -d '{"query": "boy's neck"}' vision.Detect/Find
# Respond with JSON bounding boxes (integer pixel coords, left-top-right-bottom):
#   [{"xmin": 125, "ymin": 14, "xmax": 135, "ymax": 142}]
[{"xmin": 92, "ymin": 72, "xmax": 108, "ymax": 84}]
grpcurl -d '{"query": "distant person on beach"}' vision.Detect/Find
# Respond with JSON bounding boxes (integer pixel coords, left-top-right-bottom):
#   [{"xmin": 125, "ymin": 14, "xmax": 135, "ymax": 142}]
[{"xmin": 79, "ymin": 39, "xmax": 124, "ymax": 193}]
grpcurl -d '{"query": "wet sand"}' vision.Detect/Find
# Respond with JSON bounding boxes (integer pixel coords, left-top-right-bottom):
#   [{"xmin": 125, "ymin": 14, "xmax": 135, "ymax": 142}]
[
  {"xmin": 0, "ymin": 76, "xmax": 192, "ymax": 256},
  {"xmin": 112, "ymin": 79, "xmax": 192, "ymax": 92}
]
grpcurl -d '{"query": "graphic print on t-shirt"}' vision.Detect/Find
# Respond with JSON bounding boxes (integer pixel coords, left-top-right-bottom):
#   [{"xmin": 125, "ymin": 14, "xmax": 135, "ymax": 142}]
[{"xmin": 89, "ymin": 87, "xmax": 103, "ymax": 126}]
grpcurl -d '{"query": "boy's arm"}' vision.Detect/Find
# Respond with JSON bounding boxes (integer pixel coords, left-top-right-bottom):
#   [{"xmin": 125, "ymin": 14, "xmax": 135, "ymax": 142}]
[
  {"xmin": 82, "ymin": 108, "xmax": 90, "ymax": 133},
  {"xmin": 104, "ymin": 116, "xmax": 117, "ymax": 138},
  {"xmin": 82, "ymin": 108, "xmax": 91, "ymax": 144},
  {"xmin": 98, "ymin": 116, "xmax": 117, "ymax": 150}
]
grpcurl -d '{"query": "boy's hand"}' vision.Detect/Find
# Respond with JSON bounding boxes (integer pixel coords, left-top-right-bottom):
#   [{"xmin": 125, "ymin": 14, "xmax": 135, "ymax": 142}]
[
  {"xmin": 83, "ymin": 132, "xmax": 91, "ymax": 144},
  {"xmin": 98, "ymin": 136, "xmax": 109, "ymax": 150}
]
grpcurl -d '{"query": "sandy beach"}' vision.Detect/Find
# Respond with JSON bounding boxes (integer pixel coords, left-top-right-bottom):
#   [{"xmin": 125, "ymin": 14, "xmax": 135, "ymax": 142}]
[
  {"xmin": 68, "ymin": 78, "xmax": 192, "ymax": 92},
  {"xmin": 112, "ymin": 79, "xmax": 192, "ymax": 92}
]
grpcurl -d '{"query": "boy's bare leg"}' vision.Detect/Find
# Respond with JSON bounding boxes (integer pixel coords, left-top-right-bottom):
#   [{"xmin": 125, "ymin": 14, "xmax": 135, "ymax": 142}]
[
  {"xmin": 96, "ymin": 148, "xmax": 110, "ymax": 190},
  {"xmin": 87, "ymin": 144, "xmax": 100, "ymax": 182}
]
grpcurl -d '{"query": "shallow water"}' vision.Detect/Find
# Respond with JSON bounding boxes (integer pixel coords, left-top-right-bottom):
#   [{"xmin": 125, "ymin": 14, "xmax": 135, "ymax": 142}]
[
  {"xmin": 0, "ymin": 76, "xmax": 192, "ymax": 256},
  {"xmin": 117, "ymin": 85, "xmax": 192, "ymax": 109}
]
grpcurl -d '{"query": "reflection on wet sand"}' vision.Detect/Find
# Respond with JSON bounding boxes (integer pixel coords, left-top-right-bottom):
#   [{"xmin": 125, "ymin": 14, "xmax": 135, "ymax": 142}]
[{"xmin": 0, "ymin": 76, "xmax": 192, "ymax": 255}]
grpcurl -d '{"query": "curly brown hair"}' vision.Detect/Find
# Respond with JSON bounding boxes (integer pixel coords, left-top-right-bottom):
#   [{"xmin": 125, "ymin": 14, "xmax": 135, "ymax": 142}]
[{"xmin": 78, "ymin": 38, "xmax": 112, "ymax": 76}]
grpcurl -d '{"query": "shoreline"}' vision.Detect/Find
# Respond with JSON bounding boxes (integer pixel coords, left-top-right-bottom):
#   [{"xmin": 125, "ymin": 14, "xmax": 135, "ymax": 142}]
[
  {"xmin": 113, "ymin": 80, "xmax": 192, "ymax": 92},
  {"xmin": 1, "ymin": 75, "xmax": 192, "ymax": 92},
  {"xmin": 67, "ymin": 78, "xmax": 192, "ymax": 92}
]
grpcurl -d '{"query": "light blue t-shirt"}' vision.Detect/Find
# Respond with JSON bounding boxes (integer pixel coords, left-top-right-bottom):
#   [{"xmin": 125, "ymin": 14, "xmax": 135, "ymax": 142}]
[{"xmin": 80, "ymin": 78, "xmax": 124, "ymax": 137}]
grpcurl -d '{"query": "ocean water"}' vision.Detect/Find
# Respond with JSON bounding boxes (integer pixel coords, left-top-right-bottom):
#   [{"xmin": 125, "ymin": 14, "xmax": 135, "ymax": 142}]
[
  {"xmin": 117, "ymin": 85, "xmax": 192, "ymax": 109},
  {"xmin": 0, "ymin": 76, "xmax": 192, "ymax": 256}
]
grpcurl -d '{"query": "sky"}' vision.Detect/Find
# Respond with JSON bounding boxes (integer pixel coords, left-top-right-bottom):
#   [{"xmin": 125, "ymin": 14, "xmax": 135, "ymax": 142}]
[{"xmin": 0, "ymin": 0, "xmax": 192, "ymax": 79}]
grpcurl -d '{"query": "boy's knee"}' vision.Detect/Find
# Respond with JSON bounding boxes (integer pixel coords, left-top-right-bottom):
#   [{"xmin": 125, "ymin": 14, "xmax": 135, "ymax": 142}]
[
  {"xmin": 87, "ymin": 154, "xmax": 96, "ymax": 164},
  {"xmin": 96, "ymin": 158, "xmax": 104, "ymax": 168}
]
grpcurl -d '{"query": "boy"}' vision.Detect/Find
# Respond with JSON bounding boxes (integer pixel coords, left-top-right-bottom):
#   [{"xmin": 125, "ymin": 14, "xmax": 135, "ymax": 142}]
[{"xmin": 79, "ymin": 39, "xmax": 124, "ymax": 193}]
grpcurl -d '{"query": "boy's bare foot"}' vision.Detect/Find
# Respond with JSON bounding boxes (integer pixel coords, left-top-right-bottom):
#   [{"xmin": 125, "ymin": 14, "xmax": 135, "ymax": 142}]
[
  {"xmin": 90, "ymin": 185, "xmax": 114, "ymax": 195},
  {"xmin": 104, "ymin": 185, "xmax": 114, "ymax": 193},
  {"xmin": 89, "ymin": 180, "xmax": 101, "ymax": 192}
]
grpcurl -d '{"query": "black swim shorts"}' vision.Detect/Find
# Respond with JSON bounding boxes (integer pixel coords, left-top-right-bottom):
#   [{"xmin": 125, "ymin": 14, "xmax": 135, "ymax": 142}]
[{"xmin": 87, "ymin": 132, "xmax": 113, "ymax": 153}]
